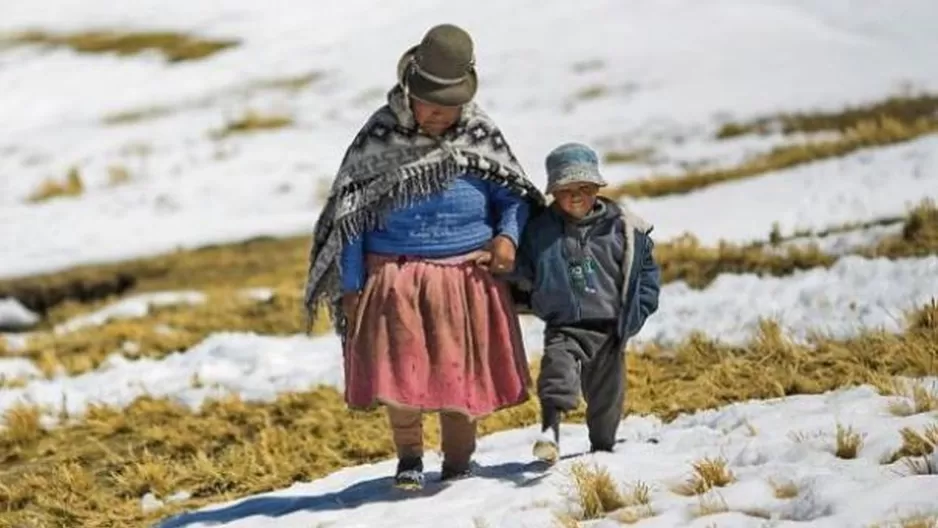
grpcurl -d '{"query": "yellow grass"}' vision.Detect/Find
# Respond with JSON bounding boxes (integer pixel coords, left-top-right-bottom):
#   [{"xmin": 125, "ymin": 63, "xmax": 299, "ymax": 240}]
[
  {"xmin": 887, "ymin": 423, "xmax": 938, "ymax": 463},
  {"xmin": 559, "ymin": 461, "xmax": 627, "ymax": 520},
  {"xmin": 768, "ymin": 478, "xmax": 799, "ymax": 499},
  {"xmin": 0, "ymin": 301, "xmax": 935, "ymax": 526},
  {"xmin": 657, "ymin": 198, "xmax": 938, "ymax": 288},
  {"xmin": 870, "ymin": 513, "xmax": 938, "ymax": 528},
  {"xmin": 4, "ymin": 29, "xmax": 238, "ymax": 62},
  {"xmin": 716, "ymin": 93, "xmax": 938, "ymax": 138},
  {"xmin": 26, "ymin": 167, "xmax": 84, "ymax": 203},
  {"xmin": 2, "ymin": 200, "xmax": 934, "ymax": 378},
  {"xmin": 605, "ymin": 116, "xmax": 938, "ymax": 198},
  {"xmin": 834, "ymin": 424, "xmax": 864, "ymax": 459},
  {"xmin": 672, "ymin": 457, "xmax": 735, "ymax": 496},
  {"xmin": 212, "ymin": 110, "xmax": 294, "ymax": 138}
]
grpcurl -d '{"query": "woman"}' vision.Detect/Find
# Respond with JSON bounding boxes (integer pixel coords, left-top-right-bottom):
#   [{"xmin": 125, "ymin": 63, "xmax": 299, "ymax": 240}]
[{"xmin": 304, "ymin": 24, "xmax": 546, "ymax": 489}]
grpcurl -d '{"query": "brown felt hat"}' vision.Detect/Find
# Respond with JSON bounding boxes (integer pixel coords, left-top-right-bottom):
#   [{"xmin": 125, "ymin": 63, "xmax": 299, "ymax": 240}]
[{"xmin": 396, "ymin": 24, "xmax": 478, "ymax": 106}]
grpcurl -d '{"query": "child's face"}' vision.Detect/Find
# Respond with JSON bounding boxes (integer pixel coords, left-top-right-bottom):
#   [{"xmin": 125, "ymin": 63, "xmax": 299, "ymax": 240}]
[{"xmin": 552, "ymin": 182, "xmax": 600, "ymax": 219}]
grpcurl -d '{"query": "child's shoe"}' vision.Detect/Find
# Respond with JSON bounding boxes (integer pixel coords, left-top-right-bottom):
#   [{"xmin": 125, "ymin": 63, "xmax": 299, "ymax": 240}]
[{"xmin": 533, "ymin": 407, "xmax": 561, "ymax": 464}]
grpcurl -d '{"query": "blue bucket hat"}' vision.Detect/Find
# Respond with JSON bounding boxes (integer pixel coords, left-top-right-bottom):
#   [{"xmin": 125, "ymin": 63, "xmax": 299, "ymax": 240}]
[{"xmin": 544, "ymin": 142, "xmax": 608, "ymax": 194}]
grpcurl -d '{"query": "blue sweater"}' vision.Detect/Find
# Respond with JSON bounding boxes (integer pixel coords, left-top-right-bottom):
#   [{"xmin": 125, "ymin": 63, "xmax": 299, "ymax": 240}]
[{"xmin": 340, "ymin": 174, "xmax": 531, "ymax": 293}]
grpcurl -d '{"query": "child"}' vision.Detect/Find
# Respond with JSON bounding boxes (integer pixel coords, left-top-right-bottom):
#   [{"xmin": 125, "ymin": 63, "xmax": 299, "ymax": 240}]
[{"xmin": 511, "ymin": 142, "xmax": 661, "ymax": 463}]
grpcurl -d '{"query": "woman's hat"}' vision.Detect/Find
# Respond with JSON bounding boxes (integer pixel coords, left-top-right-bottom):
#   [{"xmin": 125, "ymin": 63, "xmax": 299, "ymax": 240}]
[{"xmin": 396, "ymin": 24, "xmax": 478, "ymax": 107}]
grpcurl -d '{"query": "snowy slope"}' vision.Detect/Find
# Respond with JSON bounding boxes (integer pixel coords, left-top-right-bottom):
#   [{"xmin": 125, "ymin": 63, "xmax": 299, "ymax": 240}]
[{"xmin": 3, "ymin": 0, "xmax": 938, "ymax": 278}]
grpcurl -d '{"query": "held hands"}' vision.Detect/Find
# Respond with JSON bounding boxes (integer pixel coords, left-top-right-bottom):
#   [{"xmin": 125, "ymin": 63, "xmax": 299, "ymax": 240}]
[{"xmin": 477, "ymin": 234, "xmax": 516, "ymax": 274}]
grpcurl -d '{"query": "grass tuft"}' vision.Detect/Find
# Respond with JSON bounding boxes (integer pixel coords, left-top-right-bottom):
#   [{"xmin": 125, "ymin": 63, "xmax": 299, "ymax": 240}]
[
  {"xmin": 213, "ymin": 110, "xmax": 294, "ymax": 138},
  {"xmin": 2, "ymin": 403, "xmax": 45, "ymax": 447},
  {"xmin": 885, "ymin": 378, "xmax": 938, "ymax": 417},
  {"xmin": 690, "ymin": 491, "xmax": 730, "ymax": 518},
  {"xmin": 768, "ymin": 478, "xmax": 799, "ymax": 499},
  {"xmin": 672, "ymin": 457, "xmax": 735, "ymax": 496},
  {"xmin": 4, "ymin": 29, "xmax": 238, "ymax": 62},
  {"xmin": 888, "ymin": 424, "xmax": 938, "ymax": 463},
  {"xmin": 870, "ymin": 513, "xmax": 938, "ymax": 528},
  {"xmin": 560, "ymin": 461, "xmax": 627, "ymax": 520},
  {"xmin": 834, "ymin": 424, "xmax": 864, "ymax": 459},
  {"xmin": 27, "ymin": 167, "xmax": 84, "ymax": 203}
]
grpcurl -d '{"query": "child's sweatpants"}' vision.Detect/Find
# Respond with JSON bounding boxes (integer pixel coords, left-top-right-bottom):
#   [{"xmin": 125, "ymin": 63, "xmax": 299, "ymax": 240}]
[{"xmin": 537, "ymin": 322, "xmax": 624, "ymax": 450}]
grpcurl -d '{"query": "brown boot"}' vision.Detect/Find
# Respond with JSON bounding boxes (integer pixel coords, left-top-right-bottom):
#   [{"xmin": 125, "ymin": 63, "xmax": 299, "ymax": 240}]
[{"xmin": 439, "ymin": 411, "xmax": 476, "ymax": 481}]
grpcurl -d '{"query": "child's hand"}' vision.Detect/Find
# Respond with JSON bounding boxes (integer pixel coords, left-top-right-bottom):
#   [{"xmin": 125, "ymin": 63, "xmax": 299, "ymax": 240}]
[{"xmin": 489, "ymin": 235, "xmax": 517, "ymax": 274}]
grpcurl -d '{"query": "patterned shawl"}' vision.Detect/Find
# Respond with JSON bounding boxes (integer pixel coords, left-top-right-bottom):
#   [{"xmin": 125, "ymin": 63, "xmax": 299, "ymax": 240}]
[{"xmin": 303, "ymin": 85, "xmax": 547, "ymax": 337}]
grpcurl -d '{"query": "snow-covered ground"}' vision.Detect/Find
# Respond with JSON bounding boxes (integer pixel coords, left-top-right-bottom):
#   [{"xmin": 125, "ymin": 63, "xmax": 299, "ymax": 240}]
[
  {"xmin": 3, "ymin": 252, "xmax": 936, "ymax": 423},
  {"xmin": 2, "ymin": 0, "xmax": 938, "ymax": 526},
  {"xmin": 155, "ymin": 383, "xmax": 938, "ymax": 528},
  {"xmin": 3, "ymin": 0, "xmax": 938, "ymax": 278}
]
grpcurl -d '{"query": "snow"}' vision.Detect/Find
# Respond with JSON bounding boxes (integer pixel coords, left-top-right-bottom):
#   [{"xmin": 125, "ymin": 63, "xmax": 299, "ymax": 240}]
[
  {"xmin": 628, "ymin": 134, "xmax": 938, "ymax": 246},
  {"xmin": 156, "ymin": 383, "xmax": 938, "ymax": 528},
  {"xmin": 3, "ymin": 0, "xmax": 938, "ymax": 278},
  {"xmin": 0, "ymin": 297, "xmax": 39, "ymax": 331},
  {"xmin": 776, "ymin": 223, "xmax": 906, "ymax": 256},
  {"xmin": 2, "ymin": 0, "xmax": 938, "ymax": 525},
  {"xmin": 637, "ymin": 255, "xmax": 938, "ymax": 346},
  {"xmin": 52, "ymin": 290, "xmax": 206, "ymax": 334},
  {"xmin": 0, "ymin": 332, "xmax": 344, "ymax": 421},
  {"xmin": 1, "ymin": 252, "xmax": 934, "ymax": 422}
]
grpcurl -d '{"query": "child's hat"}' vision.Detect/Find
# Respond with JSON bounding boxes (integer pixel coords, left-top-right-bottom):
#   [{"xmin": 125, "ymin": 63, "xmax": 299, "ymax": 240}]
[{"xmin": 545, "ymin": 142, "xmax": 608, "ymax": 194}]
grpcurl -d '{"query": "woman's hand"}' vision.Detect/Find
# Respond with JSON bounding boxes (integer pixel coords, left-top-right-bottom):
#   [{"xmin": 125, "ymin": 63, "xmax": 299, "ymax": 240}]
[
  {"xmin": 488, "ymin": 235, "xmax": 516, "ymax": 274},
  {"xmin": 342, "ymin": 292, "xmax": 361, "ymax": 329}
]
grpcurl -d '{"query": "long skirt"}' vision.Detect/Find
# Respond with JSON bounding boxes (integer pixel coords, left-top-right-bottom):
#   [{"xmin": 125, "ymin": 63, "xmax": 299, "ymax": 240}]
[{"xmin": 343, "ymin": 250, "xmax": 531, "ymax": 419}]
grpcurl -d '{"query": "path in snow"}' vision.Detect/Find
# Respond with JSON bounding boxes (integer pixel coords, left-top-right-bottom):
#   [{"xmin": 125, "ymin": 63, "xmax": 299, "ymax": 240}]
[{"xmin": 156, "ymin": 383, "xmax": 938, "ymax": 528}]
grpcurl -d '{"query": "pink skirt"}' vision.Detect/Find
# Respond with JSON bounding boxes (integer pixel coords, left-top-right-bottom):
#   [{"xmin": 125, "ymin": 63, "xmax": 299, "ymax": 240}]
[{"xmin": 343, "ymin": 251, "xmax": 531, "ymax": 418}]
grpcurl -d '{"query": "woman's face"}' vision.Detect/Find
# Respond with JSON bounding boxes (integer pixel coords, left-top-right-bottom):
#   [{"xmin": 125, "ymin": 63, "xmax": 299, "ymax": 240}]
[{"xmin": 411, "ymin": 97, "xmax": 461, "ymax": 137}]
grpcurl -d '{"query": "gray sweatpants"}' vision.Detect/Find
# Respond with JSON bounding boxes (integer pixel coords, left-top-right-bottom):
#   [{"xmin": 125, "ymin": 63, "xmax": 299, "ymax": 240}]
[{"xmin": 537, "ymin": 323, "xmax": 625, "ymax": 450}]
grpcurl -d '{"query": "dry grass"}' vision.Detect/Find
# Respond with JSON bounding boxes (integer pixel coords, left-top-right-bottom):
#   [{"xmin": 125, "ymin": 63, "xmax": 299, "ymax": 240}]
[
  {"xmin": 27, "ymin": 167, "xmax": 84, "ymax": 203},
  {"xmin": 768, "ymin": 478, "xmax": 799, "ymax": 499},
  {"xmin": 901, "ymin": 455, "xmax": 938, "ymax": 476},
  {"xmin": 0, "ymin": 301, "xmax": 935, "ymax": 526},
  {"xmin": 690, "ymin": 491, "xmax": 730, "ymax": 518},
  {"xmin": 672, "ymin": 457, "xmax": 735, "ymax": 496},
  {"xmin": 107, "ymin": 165, "xmax": 132, "ymax": 187},
  {"xmin": 605, "ymin": 116, "xmax": 938, "ymax": 199},
  {"xmin": 3, "ymin": 29, "xmax": 238, "ymax": 62},
  {"xmin": 10, "ymin": 287, "xmax": 331, "ymax": 376},
  {"xmin": 716, "ymin": 92, "xmax": 938, "ymax": 139},
  {"xmin": 574, "ymin": 84, "xmax": 609, "ymax": 101},
  {"xmin": 886, "ymin": 379, "xmax": 938, "ymax": 417},
  {"xmin": 602, "ymin": 147, "xmax": 656, "ymax": 165},
  {"xmin": 103, "ymin": 71, "xmax": 321, "ymax": 125},
  {"xmin": 656, "ymin": 198, "xmax": 938, "ymax": 289},
  {"xmin": 834, "ymin": 424, "xmax": 864, "ymax": 459},
  {"xmin": 1, "ymin": 201, "xmax": 936, "ymax": 377},
  {"xmin": 560, "ymin": 461, "xmax": 627, "ymax": 520},
  {"xmin": 870, "ymin": 513, "xmax": 938, "ymax": 528},
  {"xmin": 887, "ymin": 423, "xmax": 938, "ymax": 463},
  {"xmin": 212, "ymin": 110, "xmax": 294, "ymax": 138}
]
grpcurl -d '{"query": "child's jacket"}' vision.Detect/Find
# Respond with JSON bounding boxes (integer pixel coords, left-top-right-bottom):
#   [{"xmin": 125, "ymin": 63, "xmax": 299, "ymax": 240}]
[{"xmin": 512, "ymin": 196, "xmax": 660, "ymax": 340}]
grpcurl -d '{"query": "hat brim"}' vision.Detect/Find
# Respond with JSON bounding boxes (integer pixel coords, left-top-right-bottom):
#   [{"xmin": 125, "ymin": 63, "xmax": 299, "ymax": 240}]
[{"xmin": 397, "ymin": 45, "xmax": 477, "ymax": 107}]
